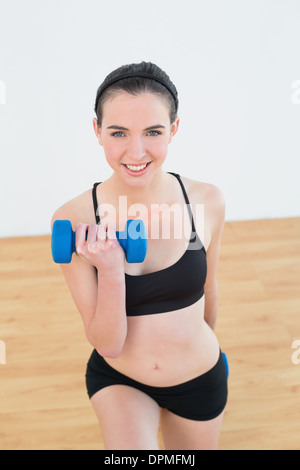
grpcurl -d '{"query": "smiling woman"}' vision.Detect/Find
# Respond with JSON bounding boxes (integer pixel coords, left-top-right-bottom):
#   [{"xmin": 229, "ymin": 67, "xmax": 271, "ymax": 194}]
[{"xmin": 51, "ymin": 61, "xmax": 227, "ymax": 450}]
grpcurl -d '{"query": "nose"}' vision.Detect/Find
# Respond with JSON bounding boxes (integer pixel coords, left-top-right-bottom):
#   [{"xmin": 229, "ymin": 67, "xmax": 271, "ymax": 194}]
[{"xmin": 126, "ymin": 137, "xmax": 147, "ymax": 162}]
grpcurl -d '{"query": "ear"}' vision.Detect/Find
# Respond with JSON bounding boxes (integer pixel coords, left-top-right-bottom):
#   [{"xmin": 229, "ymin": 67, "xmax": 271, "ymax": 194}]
[
  {"xmin": 93, "ymin": 118, "xmax": 103, "ymax": 146},
  {"xmin": 169, "ymin": 117, "xmax": 180, "ymax": 144}
]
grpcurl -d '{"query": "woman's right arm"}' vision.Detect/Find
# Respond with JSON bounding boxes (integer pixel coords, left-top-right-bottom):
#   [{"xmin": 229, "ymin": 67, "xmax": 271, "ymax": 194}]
[
  {"xmin": 51, "ymin": 210, "xmax": 127, "ymax": 358},
  {"xmin": 87, "ymin": 267, "xmax": 127, "ymax": 358}
]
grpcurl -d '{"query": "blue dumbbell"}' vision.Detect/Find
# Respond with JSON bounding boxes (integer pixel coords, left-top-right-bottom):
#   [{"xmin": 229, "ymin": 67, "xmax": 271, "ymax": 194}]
[{"xmin": 51, "ymin": 219, "xmax": 147, "ymax": 264}]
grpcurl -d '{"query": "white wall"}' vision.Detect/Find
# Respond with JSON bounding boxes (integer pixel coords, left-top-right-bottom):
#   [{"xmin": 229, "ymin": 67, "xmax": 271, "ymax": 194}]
[{"xmin": 0, "ymin": 0, "xmax": 299, "ymax": 237}]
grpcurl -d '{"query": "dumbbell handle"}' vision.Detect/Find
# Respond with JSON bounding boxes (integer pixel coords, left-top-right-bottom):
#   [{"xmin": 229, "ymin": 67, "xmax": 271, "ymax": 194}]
[{"xmin": 69, "ymin": 224, "xmax": 129, "ymax": 255}]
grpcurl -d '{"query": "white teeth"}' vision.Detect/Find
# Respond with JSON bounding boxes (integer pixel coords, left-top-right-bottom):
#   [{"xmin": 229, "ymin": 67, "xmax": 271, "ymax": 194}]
[{"xmin": 125, "ymin": 163, "xmax": 148, "ymax": 172}]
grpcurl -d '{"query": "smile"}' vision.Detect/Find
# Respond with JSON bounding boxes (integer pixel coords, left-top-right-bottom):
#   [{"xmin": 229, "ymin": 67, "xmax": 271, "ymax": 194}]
[
  {"xmin": 125, "ymin": 163, "xmax": 148, "ymax": 171},
  {"xmin": 122, "ymin": 162, "xmax": 152, "ymax": 175}
]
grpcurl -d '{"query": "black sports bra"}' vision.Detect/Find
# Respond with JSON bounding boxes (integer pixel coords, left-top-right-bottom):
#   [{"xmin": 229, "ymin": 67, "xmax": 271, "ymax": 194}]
[{"xmin": 92, "ymin": 172, "xmax": 207, "ymax": 316}]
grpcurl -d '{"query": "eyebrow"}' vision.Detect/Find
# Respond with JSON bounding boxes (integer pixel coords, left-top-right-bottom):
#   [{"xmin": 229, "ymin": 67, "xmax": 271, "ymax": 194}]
[{"xmin": 106, "ymin": 124, "xmax": 166, "ymax": 131}]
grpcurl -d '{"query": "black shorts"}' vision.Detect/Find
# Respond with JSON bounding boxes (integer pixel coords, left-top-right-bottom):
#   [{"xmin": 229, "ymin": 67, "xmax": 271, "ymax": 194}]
[{"xmin": 85, "ymin": 349, "xmax": 228, "ymax": 421}]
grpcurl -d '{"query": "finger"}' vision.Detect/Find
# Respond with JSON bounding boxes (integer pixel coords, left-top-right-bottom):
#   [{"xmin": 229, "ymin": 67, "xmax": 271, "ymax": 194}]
[
  {"xmin": 97, "ymin": 224, "xmax": 108, "ymax": 241},
  {"xmin": 87, "ymin": 224, "xmax": 107, "ymax": 254},
  {"xmin": 106, "ymin": 225, "xmax": 117, "ymax": 240},
  {"xmin": 75, "ymin": 223, "xmax": 88, "ymax": 253},
  {"xmin": 86, "ymin": 224, "xmax": 98, "ymax": 243},
  {"xmin": 106, "ymin": 225, "xmax": 119, "ymax": 249}
]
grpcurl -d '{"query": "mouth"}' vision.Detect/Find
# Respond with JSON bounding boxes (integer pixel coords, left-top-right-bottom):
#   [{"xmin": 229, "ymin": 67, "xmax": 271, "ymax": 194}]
[{"xmin": 122, "ymin": 162, "xmax": 152, "ymax": 176}]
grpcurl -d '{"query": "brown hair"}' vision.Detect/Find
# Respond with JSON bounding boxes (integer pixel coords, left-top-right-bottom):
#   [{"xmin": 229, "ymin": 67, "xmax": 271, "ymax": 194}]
[{"xmin": 94, "ymin": 61, "xmax": 179, "ymax": 127}]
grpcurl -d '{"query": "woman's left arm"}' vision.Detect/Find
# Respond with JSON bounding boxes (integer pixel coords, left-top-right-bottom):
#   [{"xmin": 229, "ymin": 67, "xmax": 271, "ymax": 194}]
[{"xmin": 203, "ymin": 185, "xmax": 226, "ymax": 332}]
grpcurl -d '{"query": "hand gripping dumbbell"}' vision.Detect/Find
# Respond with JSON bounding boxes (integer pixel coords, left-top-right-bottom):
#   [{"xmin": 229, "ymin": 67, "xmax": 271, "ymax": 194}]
[{"xmin": 51, "ymin": 219, "xmax": 147, "ymax": 264}]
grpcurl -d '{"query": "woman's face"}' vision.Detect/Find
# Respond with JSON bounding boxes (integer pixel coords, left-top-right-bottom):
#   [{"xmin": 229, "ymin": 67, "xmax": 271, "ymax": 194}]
[{"xmin": 93, "ymin": 92, "xmax": 179, "ymax": 184}]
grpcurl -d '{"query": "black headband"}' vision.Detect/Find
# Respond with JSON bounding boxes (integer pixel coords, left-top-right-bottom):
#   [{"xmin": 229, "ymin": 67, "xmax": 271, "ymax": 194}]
[{"xmin": 94, "ymin": 72, "xmax": 178, "ymax": 113}]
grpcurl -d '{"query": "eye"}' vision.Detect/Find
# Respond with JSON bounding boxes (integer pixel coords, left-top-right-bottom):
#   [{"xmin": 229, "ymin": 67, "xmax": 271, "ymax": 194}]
[
  {"xmin": 147, "ymin": 130, "xmax": 162, "ymax": 136},
  {"xmin": 111, "ymin": 131, "xmax": 125, "ymax": 138}
]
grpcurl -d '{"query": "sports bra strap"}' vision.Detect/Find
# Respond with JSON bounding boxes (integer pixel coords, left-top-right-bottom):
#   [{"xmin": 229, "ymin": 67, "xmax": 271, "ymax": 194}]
[
  {"xmin": 167, "ymin": 172, "xmax": 196, "ymax": 235},
  {"xmin": 92, "ymin": 182, "xmax": 101, "ymax": 224}
]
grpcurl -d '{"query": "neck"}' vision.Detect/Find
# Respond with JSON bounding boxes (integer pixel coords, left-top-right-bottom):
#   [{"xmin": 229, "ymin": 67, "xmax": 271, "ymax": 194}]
[{"xmin": 107, "ymin": 168, "xmax": 170, "ymax": 205}]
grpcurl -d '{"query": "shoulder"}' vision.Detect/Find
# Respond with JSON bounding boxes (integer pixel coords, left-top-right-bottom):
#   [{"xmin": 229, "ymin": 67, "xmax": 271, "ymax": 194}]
[
  {"xmin": 51, "ymin": 186, "xmax": 96, "ymax": 231},
  {"xmin": 181, "ymin": 175, "xmax": 225, "ymax": 233},
  {"xmin": 181, "ymin": 175, "xmax": 225, "ymax": 209}
]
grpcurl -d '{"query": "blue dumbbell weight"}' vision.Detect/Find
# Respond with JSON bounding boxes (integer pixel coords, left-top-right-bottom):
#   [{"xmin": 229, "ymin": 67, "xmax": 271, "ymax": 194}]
[{"xmin": 51, "ymin": 219, "xmax": 147, "ymax": 264}]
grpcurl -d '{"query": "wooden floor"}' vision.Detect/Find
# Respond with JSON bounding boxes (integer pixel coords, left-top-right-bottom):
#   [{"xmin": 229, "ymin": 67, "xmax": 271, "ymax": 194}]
[{"xmin": 0, "ymin": 217, "xmax": 300, "ymax": 450}]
